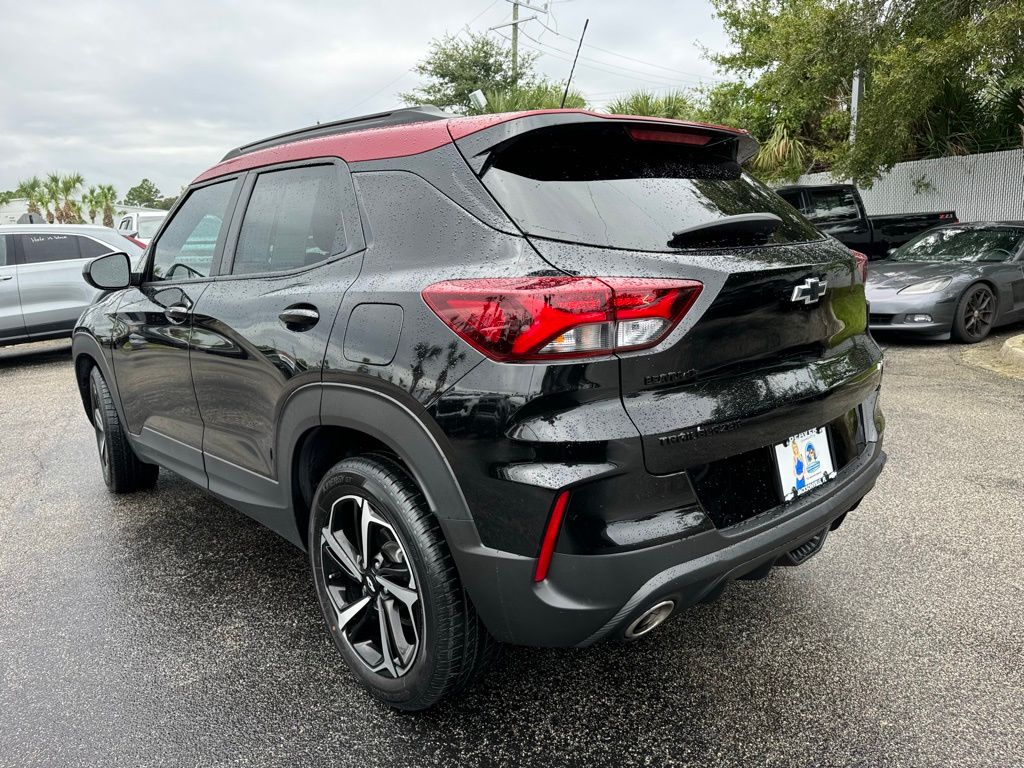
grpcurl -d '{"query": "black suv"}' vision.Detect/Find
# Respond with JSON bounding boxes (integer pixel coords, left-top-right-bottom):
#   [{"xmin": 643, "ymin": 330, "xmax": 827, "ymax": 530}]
[{"xmin": 74, "ymin": 107, "xmax": 886, "ymax": 710}]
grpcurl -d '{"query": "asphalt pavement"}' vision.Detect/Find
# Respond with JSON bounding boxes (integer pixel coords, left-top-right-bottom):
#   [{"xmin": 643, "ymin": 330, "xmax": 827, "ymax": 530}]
[{"xmin": 1, "ymin": 331, "xmax": 1022, "ymax": 768}]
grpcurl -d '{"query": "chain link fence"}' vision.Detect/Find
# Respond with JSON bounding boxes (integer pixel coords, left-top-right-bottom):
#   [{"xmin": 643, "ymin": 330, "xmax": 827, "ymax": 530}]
[{"xmin": 796, "ymin": 148, "xmax": 1024, "ymax": 221}]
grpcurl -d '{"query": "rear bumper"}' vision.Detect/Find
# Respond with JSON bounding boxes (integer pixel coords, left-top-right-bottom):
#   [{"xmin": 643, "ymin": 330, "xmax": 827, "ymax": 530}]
[{"xmin": 442, "ymin": 438, "xmax": 886, "ymax": 647}]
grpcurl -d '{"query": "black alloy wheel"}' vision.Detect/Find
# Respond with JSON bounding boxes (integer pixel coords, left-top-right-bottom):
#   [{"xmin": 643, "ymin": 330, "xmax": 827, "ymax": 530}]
[
  {"xmin": 953, "ymin": 283, "xmax": 996, "ymax": 343},
  {"xmin": 309, "ymin": 455, "xmax": 498, "ymax": 710},
  {"xmin": 319, "ymin": 492, "xmax": 423, "ymax": 677}
]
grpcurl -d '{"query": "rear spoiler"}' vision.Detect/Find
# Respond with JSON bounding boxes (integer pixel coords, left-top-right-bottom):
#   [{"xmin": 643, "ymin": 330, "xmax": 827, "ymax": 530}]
[{"xmin": 449, "ymin": 111, "xmax": 760, "ymax": 173}]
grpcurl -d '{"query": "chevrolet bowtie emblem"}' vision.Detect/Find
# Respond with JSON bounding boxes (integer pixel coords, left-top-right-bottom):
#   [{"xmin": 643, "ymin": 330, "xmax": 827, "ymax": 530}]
[{"xmin": 791, "ymin": 277, "xmax": 827, "ymax": 305}]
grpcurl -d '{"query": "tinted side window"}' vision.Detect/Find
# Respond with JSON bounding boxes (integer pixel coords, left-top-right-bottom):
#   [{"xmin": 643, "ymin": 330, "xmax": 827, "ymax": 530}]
[
  {"xmin": 79, "ymin": 238, "xmax": 113, "ymax": 259},
  {"xmin": 150, "ymin": 180, "xmax": 236, "ymax": 281},
  {"xmin": 807, "ymin": 189, "xmax": 859, "ymax": 223},
  {"xmin": 232, "ymin": 165, "xmax": 342, "ymax": 275},
  {"xmin": 17, "ymin": 233, "xmax": 85, "ymax": 263}
]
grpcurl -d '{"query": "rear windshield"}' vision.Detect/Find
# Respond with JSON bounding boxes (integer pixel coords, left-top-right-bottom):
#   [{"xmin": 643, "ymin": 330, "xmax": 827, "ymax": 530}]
[{"xmin": 479, "ymin": 124, "xmax": 822, "ymax": 252}]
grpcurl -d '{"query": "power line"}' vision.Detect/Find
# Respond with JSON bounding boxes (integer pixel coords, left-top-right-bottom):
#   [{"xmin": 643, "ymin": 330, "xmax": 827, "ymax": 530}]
[
  {"xmin": 533, "ymin": 18, "xmax": 726, "ymax": 82},
  {"xmin": 504, "ymin": 30, "xmax": 709, "ymax": 88}
]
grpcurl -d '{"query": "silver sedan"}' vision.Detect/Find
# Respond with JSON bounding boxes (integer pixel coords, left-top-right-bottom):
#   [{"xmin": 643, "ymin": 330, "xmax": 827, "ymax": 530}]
[{"xmin": 865, "ymin": 222, "xmax": 1024, "ymax": 342}]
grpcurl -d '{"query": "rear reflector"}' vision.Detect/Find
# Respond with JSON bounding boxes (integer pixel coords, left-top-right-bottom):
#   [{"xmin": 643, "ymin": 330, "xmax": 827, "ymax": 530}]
[
  {"xmin": 627, "ymin": 127, "xmax": 712, "ymax": 146},
  {"xmin": 422, "ymin": 276, "xmax": 702, "ymax": 362},
  {"xmin": 534, "ymin": 490, "xmax": 570, "ymax": 582}
]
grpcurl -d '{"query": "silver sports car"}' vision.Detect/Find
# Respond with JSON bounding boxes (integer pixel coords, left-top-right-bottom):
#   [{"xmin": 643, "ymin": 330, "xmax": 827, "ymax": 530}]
[{"xmin": 865, "ymin": 222, "xmax": 1024, "ymax": 342}]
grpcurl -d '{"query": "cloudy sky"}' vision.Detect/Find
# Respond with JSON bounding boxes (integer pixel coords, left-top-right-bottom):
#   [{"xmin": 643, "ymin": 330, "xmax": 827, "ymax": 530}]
[{"xmin": 0, "ymin": 0, "xmax": 729, "ymax": 198}]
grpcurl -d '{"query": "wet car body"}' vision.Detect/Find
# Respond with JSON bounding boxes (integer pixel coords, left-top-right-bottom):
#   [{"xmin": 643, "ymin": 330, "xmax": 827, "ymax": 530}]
[{"xmin": 73, "ymin": 108, "xmax": 886, "ymax": 661}]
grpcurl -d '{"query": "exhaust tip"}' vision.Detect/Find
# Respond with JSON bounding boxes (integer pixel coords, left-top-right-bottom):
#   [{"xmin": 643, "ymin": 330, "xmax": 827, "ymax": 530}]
[{"xmin": 625, "ymin": 599, "xmax": 675, "ymax": 639}]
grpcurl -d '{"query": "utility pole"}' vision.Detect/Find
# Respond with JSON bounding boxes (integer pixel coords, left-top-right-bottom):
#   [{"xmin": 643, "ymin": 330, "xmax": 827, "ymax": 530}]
[
  {"xmin": 511, "ymin": 1, "xmax": 519, "ymax": 75},
  {"xmin": 490, "ymin": 1, "xmax": 549, "ymax": 79}
]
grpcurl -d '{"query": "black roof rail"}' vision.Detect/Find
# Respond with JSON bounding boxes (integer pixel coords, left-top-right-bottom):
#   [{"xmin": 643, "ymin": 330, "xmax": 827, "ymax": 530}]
[{"xmin": 220, "ymin": 105, "xmax": 455, "ymax": 161}]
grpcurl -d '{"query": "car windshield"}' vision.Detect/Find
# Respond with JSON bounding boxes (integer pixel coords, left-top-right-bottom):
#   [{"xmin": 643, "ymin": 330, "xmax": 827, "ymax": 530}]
[
  {"xmin": 138, "ymin": 217, "xmax": 165, "ymax": 238},
  {"xmin": 891, "ymin": 227, "xmax": 1024, "ymax": 263},
  {"xmin": 479, "ymin": 123, "xmax": 821, "ymax": 252}
]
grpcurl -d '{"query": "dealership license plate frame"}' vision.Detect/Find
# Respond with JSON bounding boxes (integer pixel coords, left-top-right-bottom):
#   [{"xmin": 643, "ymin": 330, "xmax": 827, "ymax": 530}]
[{"xmin": 773, "ymin": 427, "xmax": 837, "ymax": 502}]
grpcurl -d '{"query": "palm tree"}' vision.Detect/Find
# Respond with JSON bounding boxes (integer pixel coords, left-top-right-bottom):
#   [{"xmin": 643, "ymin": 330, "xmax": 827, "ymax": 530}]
[
  {"xmin": 15, "ymin": 177, "xmax": 46, "ymax": 217},
  {"xmin": 82, "ymin": 186, "xmax": 100, "ymax": 224},
  {"xmin": 58, "ymin": 173, "xmax": 85, "ymax": 224},
  {"xmin": 96, "ymin": 184, "xmax": 118, "ymax": 228},
  {"xmin": 43, "ymin": 173, "xmax": 62, "ymax": 223},
  {"xmin": 471, "ymin": 82, "xmax": 587, "ymax": 114}
]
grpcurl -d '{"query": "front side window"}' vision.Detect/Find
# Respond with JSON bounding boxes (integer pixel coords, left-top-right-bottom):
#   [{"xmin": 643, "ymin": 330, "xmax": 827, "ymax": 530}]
[
  {"xmin": 17, "ymin": 233, "xmax": 87, "ymax": 263},
  {"xmin": 807, "ymin": 188, "xmax": 859, "ymax": 224},
  {"xmin": 891, "ymin": 227, "xmax": 1024, "ymax": 263},
  {"xmin": 149, "ymin": 180, "xmax": 236, "ymax": 281},
  {"xmin": 479, "ymin": 123, "xmax": 821, "ymax": 252},
  {"xmin": 232, "ymin": 165, "xmax": 342, "ymax": 275}
]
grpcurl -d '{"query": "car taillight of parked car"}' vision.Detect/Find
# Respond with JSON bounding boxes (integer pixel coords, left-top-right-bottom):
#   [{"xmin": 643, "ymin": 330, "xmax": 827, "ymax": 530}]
[
  {"xmin": 422, "ymin": 276, "xmax": 703, "ymax": 362},
  {"xmin": 851, "ymin": 250, "xmax": 868, "ymax": 283}
]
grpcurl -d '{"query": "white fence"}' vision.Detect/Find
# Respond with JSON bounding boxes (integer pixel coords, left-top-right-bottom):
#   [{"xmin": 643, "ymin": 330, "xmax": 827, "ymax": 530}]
[{"xmin": 796, "ymin": 148, "xmax": 1024, "ymax": 222}]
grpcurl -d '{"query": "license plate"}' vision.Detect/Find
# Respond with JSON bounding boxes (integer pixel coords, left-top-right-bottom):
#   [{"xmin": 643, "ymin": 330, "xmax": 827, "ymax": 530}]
[{"xmin": 773, "ymin": 427, "xmax": 836, "ymax": 502}]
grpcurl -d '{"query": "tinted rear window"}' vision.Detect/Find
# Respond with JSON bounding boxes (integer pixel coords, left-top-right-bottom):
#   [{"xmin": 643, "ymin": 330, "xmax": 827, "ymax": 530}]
[{"xmin": 480, "ymin": 124, "xmax": 821, "ymax": 251}]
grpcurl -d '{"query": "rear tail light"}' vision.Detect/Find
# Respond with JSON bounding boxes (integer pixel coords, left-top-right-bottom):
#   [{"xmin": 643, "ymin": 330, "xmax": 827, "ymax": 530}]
[
  {"xmin": 422, "ymin": 276, "xmax": 702, "ymax": 362},
  {"xmin": 125, "ymin": 235, "xmax": 147, "ymax": 250},
  {"xmin": 851, "ymin": 250, "xmax": 868, "ymax": 283}
]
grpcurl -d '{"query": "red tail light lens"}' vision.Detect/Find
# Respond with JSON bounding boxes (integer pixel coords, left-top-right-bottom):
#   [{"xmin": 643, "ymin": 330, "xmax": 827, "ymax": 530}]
[
  {"xmin": 627, "ymin": 127, "xmax": 712, "ymax": 146},
  {"xmin": 851, "ymin": 250, "xmax": 868, "ymax": 283},
  {"xmin": 422, "ymin": 276, "xmax": 702, "ymax": 362},
  {"xmin": 534, "ymin": 490, "xmax": 570, "ymax": 582}
]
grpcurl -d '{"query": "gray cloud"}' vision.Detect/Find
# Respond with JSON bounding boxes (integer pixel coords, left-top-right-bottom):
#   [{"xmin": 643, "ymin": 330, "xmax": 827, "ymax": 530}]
[{"xmin": 0, "ymin": 0, "xmax": 727, "ymax": 197}]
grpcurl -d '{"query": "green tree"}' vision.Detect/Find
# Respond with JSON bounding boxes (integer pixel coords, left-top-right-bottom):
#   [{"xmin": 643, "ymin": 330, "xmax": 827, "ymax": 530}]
[
  {"xmin": 401, "ymin": 32, "xmax": 538, "ymax": 113},
  {"xmin": 470, "ymin": 82, "xmax": 587, "ymax": 114},
  {"xmin": 43, "ymin": 173, "xmax": 62, "ymax": 223},
  {"xmin": 607, "ymin": 90, "xmax": 696, "ymax": 120},
  {"xmin": 58, "ymin": 173, "xmax": 85, "ymax": 224},
  {"xmin": 96, "ymin": 184, "xmax": 118, "ymax": 228},
  {"xmin": 82, "ymin": 186, "xmax": 100, "ymax": 224},
  {"xmin": 707, "ymin": 0, "xmax": 1024, "ymax": 184},
  {"xmin": 123, "ymin": 178, "xmax": 161, "ymax": 207},
  {"xmin": 15, "ymin": 177, "xmax": 46, "ymax": 217}
]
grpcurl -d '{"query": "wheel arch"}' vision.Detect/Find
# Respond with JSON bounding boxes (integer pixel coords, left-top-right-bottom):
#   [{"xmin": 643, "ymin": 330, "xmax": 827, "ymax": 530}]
[
  {"xmin": 279, "ymin": 383, "xmax": 477, "ymax": 552},
  {"xmin": 71, "ymin": 331, "xmax": 126, "ymax": 425}
]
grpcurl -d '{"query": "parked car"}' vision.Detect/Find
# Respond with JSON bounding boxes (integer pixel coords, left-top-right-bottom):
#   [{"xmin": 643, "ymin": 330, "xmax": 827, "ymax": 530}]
[
  {"xmin": 776, "ymin": 183, "xmax": 957, "ymax": 259},
  {"xmin": 116, "ymin": 210, "xmax": 167, "ymax": 245},
  {"xmin": 0, "ymin": 225, "xmax": 144, "ymax": 347},
  {"xmin": 72, "ymin": 107, "xmax": 886, "ymax": 711},
  {"xmin": 865, "ymin": 221, "xmax": 1024, "ymax": 342}
]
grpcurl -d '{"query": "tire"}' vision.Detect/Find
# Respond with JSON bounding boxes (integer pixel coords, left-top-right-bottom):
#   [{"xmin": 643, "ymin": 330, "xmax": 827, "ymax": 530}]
[
  {"xmin": 88, "ymin": 366, "xmax": 159, "ymax": 493},
  {"xmin": 309, "ymin": 454, "xmax": 498, "ymax": 711},
  {"xmin": 952, "ymin": 283, "xmax": 996, "ymax": 343}
]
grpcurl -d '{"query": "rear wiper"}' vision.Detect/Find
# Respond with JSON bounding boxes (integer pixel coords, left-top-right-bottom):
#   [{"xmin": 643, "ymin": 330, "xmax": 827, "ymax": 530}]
[{"xmin": 669, "ymin": 213, "xmax": 783, "ymax": 247}]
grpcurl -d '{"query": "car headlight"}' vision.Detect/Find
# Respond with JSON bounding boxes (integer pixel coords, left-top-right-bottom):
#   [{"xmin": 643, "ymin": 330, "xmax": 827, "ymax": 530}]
[{"xmin": 898, "ymin": 277, "xmax": 952, "ymax": 295}]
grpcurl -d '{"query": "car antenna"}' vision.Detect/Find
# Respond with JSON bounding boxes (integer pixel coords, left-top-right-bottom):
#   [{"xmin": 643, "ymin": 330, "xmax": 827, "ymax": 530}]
[{"xmin": 560, "ymin": 18, "xmax": 589, "ymax": 109}]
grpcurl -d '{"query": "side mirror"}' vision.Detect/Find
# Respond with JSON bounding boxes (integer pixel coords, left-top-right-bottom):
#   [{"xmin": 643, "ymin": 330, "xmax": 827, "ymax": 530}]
[
  {"xmin": 84, "ymin": 251, "xmax": 132, "ymax": 290},
  {"xmin": 127, "ymin": 229, "xmax": 140, "ymax": 238},
  {"xmin": 886, "ymin": 248, "xmax": 896, "ymax": 258}
]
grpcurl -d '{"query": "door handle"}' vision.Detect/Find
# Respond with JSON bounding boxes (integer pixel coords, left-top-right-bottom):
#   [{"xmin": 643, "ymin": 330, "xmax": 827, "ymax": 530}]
[
  {"xmin": 279, "ymin": 305, "xmax": 319, "ymax": 330},
  {"xmin": 165, "ymin": 304, "xmax": 190, "ymax": 324},
  {"xmin": 0, "ymin": 275, "xmax": 12, "ymax": 281}
]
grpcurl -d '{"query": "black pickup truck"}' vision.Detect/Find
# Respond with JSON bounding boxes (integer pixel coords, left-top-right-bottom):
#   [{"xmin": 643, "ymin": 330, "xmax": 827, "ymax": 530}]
[{"xmin": 776, "ymin": 183, "xmax": 957, "ymax": 259}]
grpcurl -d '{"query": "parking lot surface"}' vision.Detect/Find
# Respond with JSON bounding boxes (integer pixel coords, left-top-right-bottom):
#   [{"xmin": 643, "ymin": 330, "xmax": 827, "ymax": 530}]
[{"xmin": 1, "ymin": 332, "xmax": 1022, "ymax": 768}]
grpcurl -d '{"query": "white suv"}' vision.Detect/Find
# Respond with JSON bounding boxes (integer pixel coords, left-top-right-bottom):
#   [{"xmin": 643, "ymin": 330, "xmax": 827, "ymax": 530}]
[{"xmin": 116, "ymin": 211, "xmax": 167, "ymax": 245}]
